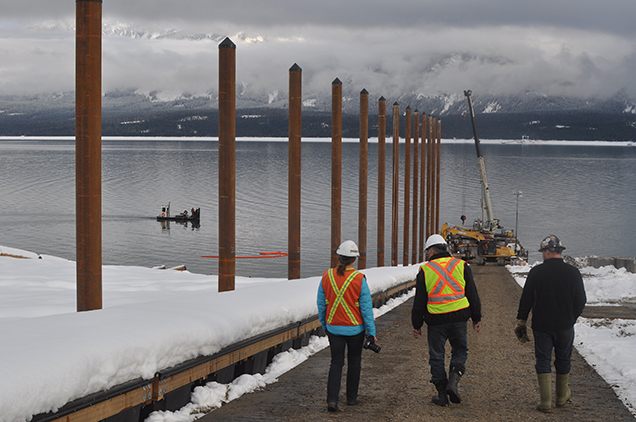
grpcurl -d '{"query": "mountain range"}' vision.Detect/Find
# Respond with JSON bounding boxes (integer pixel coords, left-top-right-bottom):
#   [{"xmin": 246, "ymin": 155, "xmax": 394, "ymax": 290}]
[
  {"xmin": 2, "ymin": 88, "xmax": 635, "ymax": 140},
  {"xmin": 2, "ymin": 22, "xmax": 635, "ymax": 140}
]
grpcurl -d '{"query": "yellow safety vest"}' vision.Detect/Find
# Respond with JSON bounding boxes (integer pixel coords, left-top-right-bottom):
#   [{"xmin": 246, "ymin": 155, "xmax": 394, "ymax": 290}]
[{"xmin": 421, "ymin": 257, "xmax": 470, "ymax": 314}]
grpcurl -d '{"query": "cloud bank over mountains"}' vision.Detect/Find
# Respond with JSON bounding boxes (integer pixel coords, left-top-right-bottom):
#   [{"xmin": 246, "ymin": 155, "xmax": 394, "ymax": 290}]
[{"xmin": 2, "ymin": 1, "xmax": 636, "ymax": 106}]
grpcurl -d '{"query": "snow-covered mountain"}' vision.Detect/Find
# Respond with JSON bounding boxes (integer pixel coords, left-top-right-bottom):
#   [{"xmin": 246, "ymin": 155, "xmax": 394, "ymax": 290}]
[
  {"xmin": 29, "ymin": 20, "xmax": 251, "ymax": 43},
  {"xmin": 2, "ymin": 21, "xmax": 635, "ymax": 139},
  {"xmin": 19, "ymin": 20, "xmax": 636, "ymax": 117}
]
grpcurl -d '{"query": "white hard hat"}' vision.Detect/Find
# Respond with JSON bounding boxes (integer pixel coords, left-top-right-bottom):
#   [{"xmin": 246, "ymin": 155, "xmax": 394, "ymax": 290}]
[
  {"xmin": 425, "ymin": 234, "xmax": 447, "ymax": 250},
  {"xmin": 336, "ymin": 240, "xmax": 360, "ymax": 258}
]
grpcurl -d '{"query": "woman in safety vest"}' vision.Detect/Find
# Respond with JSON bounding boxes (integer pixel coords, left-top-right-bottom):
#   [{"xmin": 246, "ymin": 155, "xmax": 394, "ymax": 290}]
[{"xmin": 317, "ymin": 240, "xmax": 377, "ymax": 412}]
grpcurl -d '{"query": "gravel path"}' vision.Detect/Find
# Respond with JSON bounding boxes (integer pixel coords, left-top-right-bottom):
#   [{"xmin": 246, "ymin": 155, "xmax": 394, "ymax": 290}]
[{"xmin": 199, "ymin": 266, "xmax": 634, "ymax": 421}]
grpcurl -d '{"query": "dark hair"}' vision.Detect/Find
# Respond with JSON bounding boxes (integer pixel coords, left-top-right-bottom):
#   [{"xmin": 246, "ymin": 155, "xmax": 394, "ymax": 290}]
[
  {"xmin": 336, "ymin": 255, "xmax": 356, "ymax": 276},
  {"xmin": 429, "ymin": 244, "xmax": 448, "ymax": 255}
]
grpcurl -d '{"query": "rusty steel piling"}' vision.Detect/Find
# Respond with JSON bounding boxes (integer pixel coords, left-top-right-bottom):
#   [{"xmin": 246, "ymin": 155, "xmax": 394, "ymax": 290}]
[
  {"xmin": 288, "ymin": 64, "xmax": 302, "ymax": 280},
  {"xmin": 75, "ymin": 0, "xmax": 103, "ymax": 312},
  {"xmin": 218, "ymin": 38, "xmax": 236, "ymax": 292},
  {"xmin": 418, "ymin": 113, "xmax": 426, "ymax": 262},
  {"xmin": 412, "ymin": 110, "xmax": 419, "ymax": 265},
  {"xmin": 331, "ymin": 78, "xmax": 343, "ymax": 268},
  {"xmin": 391, "ymin": 102, "xmax": 400, "ymax": 267},
  {"xmin": 377, "ymin": 97, "xmax": 386, "ymax": 267},
  {"xmin": 433, "ymin": 120, "xmax": 442, "ymax": 233},
  {"xmin": 358, "ymin": 89, "xmax": 369, "ymax": 270},
  {"xmin": 429, "ymin": 117, "xmax": 438, "ymax": 234},
  {"xmin": 402, "ymin": 107, "xmax": 411, "ymax": 267},
  {"xmin": 426, "ymin": 115, "xmax": 434, "ymax": 238},
  {"xmin": 429, "ymin": 116, "xmax": 439, "ymax": 235},
  {"xmin": 430, "ymin": 116, "xmax": 438, "ymax": 236}
]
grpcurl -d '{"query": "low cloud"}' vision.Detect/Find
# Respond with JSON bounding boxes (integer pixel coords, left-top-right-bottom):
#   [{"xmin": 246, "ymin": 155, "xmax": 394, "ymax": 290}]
[{"xmin": 1, "ymin": 10, "xmax": 635, "ymax": 101}]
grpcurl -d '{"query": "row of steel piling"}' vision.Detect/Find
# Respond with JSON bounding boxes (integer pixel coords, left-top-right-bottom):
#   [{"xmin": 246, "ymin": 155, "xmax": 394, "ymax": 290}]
[
  {"xmin": 74, "ymin": 0, "xmax": 441, "ymax": 308},
  {"xmin": 218, "ymin": 47, "xmax": 442, "ymax": 288}
]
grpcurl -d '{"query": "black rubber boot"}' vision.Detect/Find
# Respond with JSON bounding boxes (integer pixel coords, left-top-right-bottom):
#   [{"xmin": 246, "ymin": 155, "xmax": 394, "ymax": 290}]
[
  {"xmin": 446, "ymin": 366, "xmax": 463, "ymax": 404},
  {"xmin": 432, "ymin": 381, "xmax": 449, "ymax": 406}
]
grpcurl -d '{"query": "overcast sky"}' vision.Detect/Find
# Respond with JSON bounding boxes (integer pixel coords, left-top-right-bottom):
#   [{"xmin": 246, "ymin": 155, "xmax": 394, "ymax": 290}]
[{"xmin": 1, "ymin": 0, "xmax": 635, "ymax": 101}]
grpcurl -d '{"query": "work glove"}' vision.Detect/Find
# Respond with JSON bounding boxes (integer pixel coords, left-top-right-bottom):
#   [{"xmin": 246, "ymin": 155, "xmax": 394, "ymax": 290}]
[{"xmin": 514, "ymin": 319, "xmax": 530, "ymax": 343}]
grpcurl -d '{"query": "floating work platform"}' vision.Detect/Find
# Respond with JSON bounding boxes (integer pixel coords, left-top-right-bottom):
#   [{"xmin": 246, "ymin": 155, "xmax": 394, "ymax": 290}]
[{"xmin": 156, "ymin": 203, "xmax": 200, "ymax": 223}]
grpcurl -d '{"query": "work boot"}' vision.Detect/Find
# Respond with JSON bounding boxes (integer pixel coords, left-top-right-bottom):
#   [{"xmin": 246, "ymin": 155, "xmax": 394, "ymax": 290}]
[
  {"xmin": 537, "ymin": 373, "xmax": 552, "ymax": 413},
  {"xmin": 556, "ymin": 373, "xmax": 571, "ymax": 406},
  {"xmin": 432, "ymin": 380, "xmax": 449, "ymax": 406},
  {"xmin": 446, "ymin": 366, "xmax": 463, "ymax": 404}
]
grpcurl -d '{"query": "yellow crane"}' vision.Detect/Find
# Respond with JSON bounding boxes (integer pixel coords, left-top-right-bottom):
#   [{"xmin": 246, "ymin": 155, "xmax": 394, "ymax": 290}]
[{"xmin": 441, "ymin": 91, "xmax": 527, "ymax": 266}]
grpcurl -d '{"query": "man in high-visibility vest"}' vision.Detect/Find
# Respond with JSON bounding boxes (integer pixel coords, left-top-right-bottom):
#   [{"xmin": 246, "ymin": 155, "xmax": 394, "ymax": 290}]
[
  {"xmin": 318, "ymin": 240, "xmax": 377, "ymax": 412},
  {"xmin": 412, "ymin": 234, "xmax": 482, "ymax": 406}
]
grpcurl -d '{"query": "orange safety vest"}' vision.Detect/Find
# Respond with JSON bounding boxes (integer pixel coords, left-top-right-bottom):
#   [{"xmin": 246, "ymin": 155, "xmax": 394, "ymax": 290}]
[
  {"xmin": 321, "ymin": 268, "xmax": 364, "ymax": 326},
  {"xmin": 421, "ymin": 256, "xmax": 470, "ymax": 314}
]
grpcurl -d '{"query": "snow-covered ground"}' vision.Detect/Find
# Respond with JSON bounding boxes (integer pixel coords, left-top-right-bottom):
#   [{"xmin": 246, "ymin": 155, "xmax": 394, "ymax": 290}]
[
  {"xmin": 508, "ymin": 260, "xmax": 636, "ymax": 416},
  {"xmin": 0, "ymin": 245, "xmax": 417, "ymax": 422},
  {"xmin": 1, "ymin": 246, "xmax": 635, "ymax": 421}
]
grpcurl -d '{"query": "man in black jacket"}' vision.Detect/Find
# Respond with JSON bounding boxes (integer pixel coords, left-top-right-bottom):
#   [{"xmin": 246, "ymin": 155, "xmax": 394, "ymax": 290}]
[
  {"xmin": 515, "ymin": 234, "xmax": 586, "ymax": 413},
  {"xmin": 412, "ymin": 234, "xmax": 482, "ymax": 406}
]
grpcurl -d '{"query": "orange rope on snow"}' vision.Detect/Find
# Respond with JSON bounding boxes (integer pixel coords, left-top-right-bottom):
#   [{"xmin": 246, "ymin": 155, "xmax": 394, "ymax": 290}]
[{"xmin": 201, "ymin": 251, "xmax": 289, "ymax": 259}]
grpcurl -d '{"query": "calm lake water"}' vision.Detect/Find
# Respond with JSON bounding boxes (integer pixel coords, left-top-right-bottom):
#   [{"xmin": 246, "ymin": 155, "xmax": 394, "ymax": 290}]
[{"xmin": 1, "ymin": 138, "xmax": 635, "ymax": 278}]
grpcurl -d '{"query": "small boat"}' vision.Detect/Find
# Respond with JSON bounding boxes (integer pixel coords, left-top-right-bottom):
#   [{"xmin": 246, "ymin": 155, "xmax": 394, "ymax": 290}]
[{"xmin": 156, "ymin": 203, "xmax": 200, "ymax": 222}]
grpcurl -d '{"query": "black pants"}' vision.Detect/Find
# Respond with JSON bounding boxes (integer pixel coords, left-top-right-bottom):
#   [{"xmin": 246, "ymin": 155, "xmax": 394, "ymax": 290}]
[
  {"xmin": 326, "ymin": 331, "xmax": 365, "ymax": 404},
  {"xmin": 533, "ymin": 327, "xmax": 575, "ymax": 374},
  {"xmin": 427, "ymin": 321, "xmax": 468, "ymax": 386}
]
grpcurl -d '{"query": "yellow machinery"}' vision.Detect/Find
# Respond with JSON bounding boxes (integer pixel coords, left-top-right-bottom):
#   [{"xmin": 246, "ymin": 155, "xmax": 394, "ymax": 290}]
[
  {"xmin": 442, "ymin": 91, "xmax": 527, "ymax": 266},
  {"xmin": 441, "ymin": 222, "xmax": 524, "ymax": 266}
]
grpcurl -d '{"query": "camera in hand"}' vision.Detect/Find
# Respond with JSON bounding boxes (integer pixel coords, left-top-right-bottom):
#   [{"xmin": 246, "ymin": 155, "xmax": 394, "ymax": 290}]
[{"xmin": 363, "ymin": 335, "xmax": 381, "ymax": 353}]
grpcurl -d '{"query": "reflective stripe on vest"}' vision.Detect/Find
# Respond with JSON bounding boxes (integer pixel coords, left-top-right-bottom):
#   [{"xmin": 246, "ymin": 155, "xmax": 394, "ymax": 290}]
[
  {"xmin": 422, "ymin": 257, "xmax": 470, "ymax": 314},
  {"xmin": 325, "ymin": 268, "xmax": 362, "ymax": 326}
]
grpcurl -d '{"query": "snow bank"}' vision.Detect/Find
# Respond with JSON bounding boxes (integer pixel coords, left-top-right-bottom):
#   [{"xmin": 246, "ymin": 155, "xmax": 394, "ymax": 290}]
[
  {"xmin": 0, "ymin": 246, "xmax": 419, "ymax": 422},
  {"xmin": 507, "ymin": 261, "xmax": 636, "ymax": 305}
]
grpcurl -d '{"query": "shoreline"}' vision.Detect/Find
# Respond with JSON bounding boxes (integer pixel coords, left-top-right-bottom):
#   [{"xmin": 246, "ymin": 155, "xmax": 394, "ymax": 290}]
[{"xmin": 0, "ymin": 136, "xmax": 634, "ymax": 146}]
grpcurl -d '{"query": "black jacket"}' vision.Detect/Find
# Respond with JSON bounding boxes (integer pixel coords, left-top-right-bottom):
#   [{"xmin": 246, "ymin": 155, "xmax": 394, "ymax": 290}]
[
  {"xmin": 411, "ymin": 252, "xmax": 482, "ymax": 329},
  {"xmin": 516, "ymin": 257, "xmax": 587, "ymax": 333}
]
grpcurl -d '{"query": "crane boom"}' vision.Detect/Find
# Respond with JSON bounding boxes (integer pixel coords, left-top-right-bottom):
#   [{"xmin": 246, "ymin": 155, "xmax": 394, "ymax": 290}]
[
  {"xmin": 439, "ymin": 90, "xmax": 527, "ymax": 265},
  {"xmin": 464, "ymin": 90, "xmax": 498, "ymax": 232}
]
